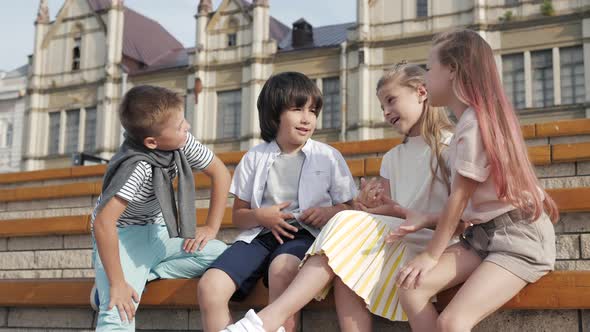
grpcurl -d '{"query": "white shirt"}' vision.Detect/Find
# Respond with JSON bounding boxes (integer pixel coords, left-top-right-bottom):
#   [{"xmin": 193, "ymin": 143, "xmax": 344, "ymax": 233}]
[
  {"xmin": 230, "ymin": 139, "xmax": 358, "ymax": 243},
  {"xmin": 380, "ymin": 133, "xmax": 452, "ymax": 215},
  {"xmin": 379, "ymin": 132, "xmax": 455, "ymax": 252}
]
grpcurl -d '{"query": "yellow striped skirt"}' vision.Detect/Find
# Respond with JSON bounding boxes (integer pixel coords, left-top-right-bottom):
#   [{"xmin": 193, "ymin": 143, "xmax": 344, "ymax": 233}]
[{"xmin": 302, "ymin": 210, "xmax": 435, "ymax": 322}]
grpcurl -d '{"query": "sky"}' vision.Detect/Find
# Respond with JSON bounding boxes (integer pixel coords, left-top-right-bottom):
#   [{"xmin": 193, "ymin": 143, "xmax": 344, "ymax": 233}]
[{"xmin": 0, "ymin": 0, "xmax": 356, "ymax": 72}]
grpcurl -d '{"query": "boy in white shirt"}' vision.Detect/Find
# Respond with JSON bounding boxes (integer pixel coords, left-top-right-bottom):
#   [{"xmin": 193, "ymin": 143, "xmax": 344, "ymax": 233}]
[{"xmin": 198, "ymin": 72, "xmax": 357, "ymax": 332}]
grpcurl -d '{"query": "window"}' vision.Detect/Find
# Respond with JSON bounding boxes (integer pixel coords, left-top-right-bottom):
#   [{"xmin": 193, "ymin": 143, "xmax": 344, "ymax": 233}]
[
  {"xmin": 48, "ymin": 112, "xmax": 61, "ymax": 155},
  {"xmin": 505, "ymin": 0, "xmax": 519, "ymax": 6},
  {"xmin": 416, "ymin": 0, "xmax": 428, "ymax": 17},
  {"xmin": 65, "ymin": 109, "xmax": 80, "ymax": 153},
  {"xmin": 6, "ymin": 122, "xmax": 12, "ymax": 147},
  {"xmin": 84, "ymin": 107, "xmax": 97, "ymax": 152},
  {"xmin": 502, "ymin": 53, "xmax": 525, "ymax": 109},
  {"xmin": 560, "ymin": 46, "xmax": 585, "ymax": 105},
  {"xmin": 217, "ymin": 90, "xmax": 241, "ymax": 139},
  {"xmin": 322, "ymin": 77, "xmax": 341, "ymax": 129},
  {"xmin": 72, "ymin": 37, "xmax": 81, "ymax": 71},
  {"xmin": 0, "ymin": 120, "xmax": 11, "ymax": 148},
  {"xmin": 358, "ymin": 50, "xmax": 365, "ymax": 65},
  {"xmin": 227, "ymin": 33, "xmax": 237, "ymax": 47},
  {"xmin": 532, "ymin": 50, "xmax": 554, "ymax": 108},
  {"xmin": 227, "ymin": 17, "xmax": 238, "ymax": 47}
]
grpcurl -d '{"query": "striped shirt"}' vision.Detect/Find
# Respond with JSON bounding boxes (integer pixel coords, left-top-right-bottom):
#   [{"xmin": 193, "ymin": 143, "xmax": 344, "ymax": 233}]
[{"xmin": 90, "ymin": 132, "xmax": 214, "ymax": 228}]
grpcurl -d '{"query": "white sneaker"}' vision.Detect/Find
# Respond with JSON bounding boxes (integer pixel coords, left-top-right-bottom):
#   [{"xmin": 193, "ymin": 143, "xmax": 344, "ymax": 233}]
[
  {"xmin": 89, "ymin": 284, "xmax": 99, "ymax": 311},
  {"xmin": 221, "ymin": 309, "xmax": 285, "ymax": 332}
]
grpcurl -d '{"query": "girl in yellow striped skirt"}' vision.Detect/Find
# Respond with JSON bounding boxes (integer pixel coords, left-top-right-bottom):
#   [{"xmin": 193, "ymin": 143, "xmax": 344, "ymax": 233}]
[{"xmin": 224, "ymin": 62, "xmax": 460, "ymax": 332}]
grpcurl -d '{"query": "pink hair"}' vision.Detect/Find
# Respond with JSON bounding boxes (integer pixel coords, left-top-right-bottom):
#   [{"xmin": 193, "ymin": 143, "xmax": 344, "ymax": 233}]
[{"xmin": 433, "ymin": 29, "xmax": 558, "ymax": 223}]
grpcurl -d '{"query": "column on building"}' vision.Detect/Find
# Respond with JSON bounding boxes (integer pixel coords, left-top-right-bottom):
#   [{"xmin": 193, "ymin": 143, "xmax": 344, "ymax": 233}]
[
  {"xmin": 23, "ymin": 0, "xmax": 50, "ymax": 170},
  {"xmin": 240, "ymin": 0, "xmax": 273, "ymax": 150},
  {"xmin": 189, "ymin": 0, "xmax": 212, "ymax": 142},
  {"xmin": 96, "ymin": 0, "xmax": 124, "ymax": 159},
  {"xmin": 345, "ymin": 0, "xmax": 372, "ymax": 141}
]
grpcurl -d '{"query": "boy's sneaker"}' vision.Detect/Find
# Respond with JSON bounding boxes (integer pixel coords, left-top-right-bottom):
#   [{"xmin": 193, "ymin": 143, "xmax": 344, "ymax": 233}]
[
  {"xmin": 222, "ymin": 309, "xmax": 285, "ymax": 332},
  {"xmin": 89, "ymin": 284, "xmax": 100, "ymax": 311}
]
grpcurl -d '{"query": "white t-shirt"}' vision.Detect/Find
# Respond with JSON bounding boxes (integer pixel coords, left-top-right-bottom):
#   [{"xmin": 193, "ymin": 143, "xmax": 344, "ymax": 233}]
[{"xmin": 380, "ymin": 133, "xmax": 452, "ymax": 214}]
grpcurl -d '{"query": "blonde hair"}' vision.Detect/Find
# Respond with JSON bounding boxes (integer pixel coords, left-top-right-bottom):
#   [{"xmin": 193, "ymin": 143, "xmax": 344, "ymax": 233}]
[{"xmin": 377, "ymin": 61, "xmax": 454, "ymax": 191}]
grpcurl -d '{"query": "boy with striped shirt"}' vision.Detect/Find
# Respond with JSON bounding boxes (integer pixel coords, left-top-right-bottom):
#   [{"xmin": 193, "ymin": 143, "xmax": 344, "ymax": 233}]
[{"xmin": 90, "ymin": 85, "xmax": 230, "ymax": 331}]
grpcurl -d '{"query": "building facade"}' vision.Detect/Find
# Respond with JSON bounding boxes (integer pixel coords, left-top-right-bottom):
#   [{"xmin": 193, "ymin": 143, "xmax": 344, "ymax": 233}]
[
  {"xmin": 0, "ymin": 65, "xmax": 27, "ymax": 173},
  {"xmin": 13, "ymin": 0, "xmax": 590, "ymax": 171}
]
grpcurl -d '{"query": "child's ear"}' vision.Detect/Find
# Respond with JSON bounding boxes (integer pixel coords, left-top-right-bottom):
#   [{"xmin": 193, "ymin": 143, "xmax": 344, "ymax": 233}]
[
  {"xmin": 448, "ymin": 64, "xmax": 457, "ymax": 81},
  {"xmin": 143, "ymin": 136, "xmax": 158, "ymax": 150},
  {"xmin": 417, "ymin": 85, "xmax": 428, "ymax": 103}
]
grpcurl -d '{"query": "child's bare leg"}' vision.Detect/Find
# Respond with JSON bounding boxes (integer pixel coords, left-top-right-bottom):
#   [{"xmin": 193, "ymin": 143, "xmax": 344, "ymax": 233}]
[
  {"xmin": 436, "ymin": 261, "xmax": 527, "ymax": 332},
  {"xmin": 399, "ymin": 243, "xmax": 482, "ymax": 332},
  {"xmin": 198, "ymin": 268, "xmax": 237, "ymax": 332},
  {"xmin": 333, "ymin": 276, "xmax": 372, "ymax": 332},
  {"xmin": 267, "ymin": 254, "xmax": 302, "ymax": 332},
  {"xmin": 258, "ymin": 254, "xmax": 335, "ymax": 331}
]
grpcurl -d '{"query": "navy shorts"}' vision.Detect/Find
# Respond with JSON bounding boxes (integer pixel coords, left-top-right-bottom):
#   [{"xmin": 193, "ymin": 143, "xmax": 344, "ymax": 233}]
[{"xmin": 208, "ymin": 229, "xmax": 315, "ymax": 301}]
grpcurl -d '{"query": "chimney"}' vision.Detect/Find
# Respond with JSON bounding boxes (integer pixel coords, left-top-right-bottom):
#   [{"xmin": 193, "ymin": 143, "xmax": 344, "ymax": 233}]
[{"xmin": 292, "ymin": 18, "xmax": 313, "ymax": 48}]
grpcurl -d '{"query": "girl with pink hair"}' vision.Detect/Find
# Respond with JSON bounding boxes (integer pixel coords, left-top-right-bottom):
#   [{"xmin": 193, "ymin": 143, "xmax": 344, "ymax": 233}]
[{"xmin": 394, "ymin": 29, "xmax": 559, "ymax": 331}]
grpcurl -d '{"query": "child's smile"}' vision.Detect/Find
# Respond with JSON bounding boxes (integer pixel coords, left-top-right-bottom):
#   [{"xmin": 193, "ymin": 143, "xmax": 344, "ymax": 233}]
[
  {"xmin": 295, "ymin": 126, "xmax": 311, "ymax": 136},
  {"xmin": 388, "ymin": 116, "xmax": 401, "ymax": 127}
]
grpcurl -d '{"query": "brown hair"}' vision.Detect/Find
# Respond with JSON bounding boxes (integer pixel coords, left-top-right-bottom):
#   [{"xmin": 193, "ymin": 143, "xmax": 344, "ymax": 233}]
[
  {"xmin": 118, "ymin": 85, "xmax": 184, "ymax": 141},
  {"xmin": 377, "ymin": 62, "xmax": 454, "ymax": 192}
]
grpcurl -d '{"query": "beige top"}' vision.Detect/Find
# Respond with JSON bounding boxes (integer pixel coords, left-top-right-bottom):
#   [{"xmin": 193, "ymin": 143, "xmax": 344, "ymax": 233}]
[
  {"xmin": 448, "ymin": 108, "xmax": 514, "ymax": 224},
  {"xmin": 380, "ymin": 133, "xmax": 452, "ymax": 214}
]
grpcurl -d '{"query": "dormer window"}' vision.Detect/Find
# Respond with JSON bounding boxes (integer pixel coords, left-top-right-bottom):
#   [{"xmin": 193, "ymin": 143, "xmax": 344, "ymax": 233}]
[
  {"xmin": 228, "ymin": 33, "xmax": 237, "ymax": 47},
  {"xmin": 227, "ymin": 17, "xmax": 239, "ymax": 47},
  {"xmin": 72, "ymin": 37, "xmax": 81, "ymax": 71}
]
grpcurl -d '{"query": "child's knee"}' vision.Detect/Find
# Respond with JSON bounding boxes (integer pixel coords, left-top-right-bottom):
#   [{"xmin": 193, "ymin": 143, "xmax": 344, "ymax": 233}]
[
  {"xmin": 198, "ymin": 269, "xmax": 234, "ymax": 306},
  {"xmin": 437, "ymin": 311, "xmax": 472, "ymax": 332},
  {"xmin": 201, "ymin": 239, "xmax": 228, "ymax": 257},
  {"xmin": 268, "ymin": 254, "xmax": 300, "ymax": 285},
  {"xmin": 96, "ymin": 307, "xmax": 136, "ymax": 331},
  {"xmin": 398, "ymin": 287, "xmax": 433, "ymax": 307}
]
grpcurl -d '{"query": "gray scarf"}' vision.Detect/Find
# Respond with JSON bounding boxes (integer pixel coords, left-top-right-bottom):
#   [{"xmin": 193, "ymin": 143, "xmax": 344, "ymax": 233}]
[{"xmin": 95, "ymin": 135, "xmax": 196, "ymax": 238}]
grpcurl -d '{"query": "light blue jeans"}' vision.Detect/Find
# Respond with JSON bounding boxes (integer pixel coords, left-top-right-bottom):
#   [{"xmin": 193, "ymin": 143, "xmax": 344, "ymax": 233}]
[{"xmin": 93, "ymin": 223, "xmax": 227, "ymax": 331}]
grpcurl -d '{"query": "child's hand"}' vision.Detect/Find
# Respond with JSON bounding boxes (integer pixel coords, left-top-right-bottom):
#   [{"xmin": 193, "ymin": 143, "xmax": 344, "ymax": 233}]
[
  {"xmin": 299, "ymin": 206, "xmax": 335, "ymax": 228},
  {"xmin": 183, "ymin": 225, "xmax": 218, "ymax": 253},
  {"xmin": 357, "ymin": 191, "xmax": 405, "ymax": 218},
  {"xmin": 454, "ymin": 220, "xmax": 472, "ymax": 237},
  {"xmin": 396, "ymin": 252, "xmax": 438, "ymax": 289},
  {"xmin": 255, "ymin": 202, "xmax": 298, "ymax": 244},
  {"xmin": 356, "ymin": 178, "xmax": 384, "ymax": 208},
  {"xmin": 108, "ymin": 281, "xmax": 139, "ymax": 323},
  {"xmin": 385, "ymin": 209, "xmax": 431, "ymax": 243}
]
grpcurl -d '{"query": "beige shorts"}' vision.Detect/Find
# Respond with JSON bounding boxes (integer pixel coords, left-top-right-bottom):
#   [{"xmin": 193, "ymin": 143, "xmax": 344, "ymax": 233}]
[{"xmin": 460, "ymin": 210, "xmax": 556, "ymax": 283}]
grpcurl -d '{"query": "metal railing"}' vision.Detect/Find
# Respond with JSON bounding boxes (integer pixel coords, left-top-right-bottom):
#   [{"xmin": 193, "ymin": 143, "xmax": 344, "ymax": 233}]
[{"xmin": 72, "ymin": 152, "xmax": 109, "ymax": 166}]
